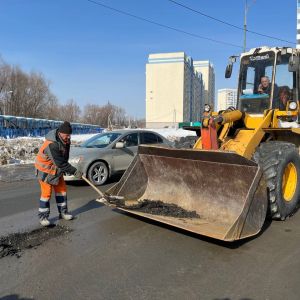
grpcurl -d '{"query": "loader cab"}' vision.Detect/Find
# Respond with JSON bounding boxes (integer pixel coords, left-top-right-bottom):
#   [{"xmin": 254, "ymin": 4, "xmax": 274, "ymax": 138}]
[{"xmin": 237, "ymin": 49, "xmax": 296, "ymax": 114}]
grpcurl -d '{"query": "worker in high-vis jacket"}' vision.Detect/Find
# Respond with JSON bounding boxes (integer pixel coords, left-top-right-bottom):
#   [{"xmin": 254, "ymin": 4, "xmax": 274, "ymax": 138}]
[{"xmin": 35, "ymin": 121, "xmax": 82, "ymax": 226}]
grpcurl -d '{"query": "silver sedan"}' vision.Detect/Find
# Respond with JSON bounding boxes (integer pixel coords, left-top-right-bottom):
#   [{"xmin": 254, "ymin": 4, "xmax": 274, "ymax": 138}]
[{"xmin": 65, "ymin": 129, "xmax": 172, "ymax": 186}]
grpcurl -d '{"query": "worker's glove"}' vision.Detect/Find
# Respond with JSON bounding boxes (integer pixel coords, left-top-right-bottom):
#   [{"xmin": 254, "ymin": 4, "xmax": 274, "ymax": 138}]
[{"xmin": 74, "ymin": 169, "xmax": 83, "ymax": 179}]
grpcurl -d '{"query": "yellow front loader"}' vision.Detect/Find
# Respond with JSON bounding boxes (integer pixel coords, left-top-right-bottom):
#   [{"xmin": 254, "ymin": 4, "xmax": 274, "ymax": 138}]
[{"xmin": 105, "ymin": 47, "xmax": 300, "ymax": 241}]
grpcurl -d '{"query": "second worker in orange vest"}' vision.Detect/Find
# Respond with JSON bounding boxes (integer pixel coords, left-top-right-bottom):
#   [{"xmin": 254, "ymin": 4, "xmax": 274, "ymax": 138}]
[{"xmin": 35, "ymin": 121, "xmax": 82, "ymax": 226}]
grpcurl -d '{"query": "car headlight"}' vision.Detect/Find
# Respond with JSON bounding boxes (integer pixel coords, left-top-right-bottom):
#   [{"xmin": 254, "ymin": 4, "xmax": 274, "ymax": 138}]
[
  {"xmin": 69, "ymin": 156, "xmax": 82, "ymax": 165},
  {"xmin": 288, "ymin": 101, "xmax": 297, "ymax": 110}
]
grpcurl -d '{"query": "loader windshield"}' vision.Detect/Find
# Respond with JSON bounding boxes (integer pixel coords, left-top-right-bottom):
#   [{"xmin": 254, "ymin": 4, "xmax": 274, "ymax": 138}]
[{"xmin": 239, "ymin": 51, "xmax": 275, "ymax": 114}]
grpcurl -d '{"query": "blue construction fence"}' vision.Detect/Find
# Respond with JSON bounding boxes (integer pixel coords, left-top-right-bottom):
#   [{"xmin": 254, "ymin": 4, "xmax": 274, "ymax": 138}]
[{"xmin": 0, "ymin": 115, "xmax": 103, "ymax": 138}]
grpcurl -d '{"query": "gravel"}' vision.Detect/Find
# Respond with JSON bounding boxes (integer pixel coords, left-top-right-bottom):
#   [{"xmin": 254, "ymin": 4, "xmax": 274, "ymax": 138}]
[
  {"xmin": 126, "ymin": 200, "xmax": 200, "ymax": 219},
  {"xmin": 0, "ymin": 225, "xmax": 72, "ymax": 259}
]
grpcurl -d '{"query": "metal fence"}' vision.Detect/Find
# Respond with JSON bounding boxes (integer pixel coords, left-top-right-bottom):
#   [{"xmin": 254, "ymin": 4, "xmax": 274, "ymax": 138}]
[{"xmin": 0, "ymin": 115, "xmax": 103, "ymax": 138}]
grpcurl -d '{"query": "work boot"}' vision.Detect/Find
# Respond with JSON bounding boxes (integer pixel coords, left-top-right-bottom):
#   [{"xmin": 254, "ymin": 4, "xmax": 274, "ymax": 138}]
[
  {"xmin": 59, "ymin": 212, "xmax": 73, "ymax": 221},
  {"xmin": 39, "ymin": 217, "xmax": 51, "ymax": 227}
]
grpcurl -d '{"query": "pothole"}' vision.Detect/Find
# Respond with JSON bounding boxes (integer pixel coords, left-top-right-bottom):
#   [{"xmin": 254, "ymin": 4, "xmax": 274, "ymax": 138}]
[{"xmin": 0, "ymin": 225, "xmax": 72, "ymax": 259}]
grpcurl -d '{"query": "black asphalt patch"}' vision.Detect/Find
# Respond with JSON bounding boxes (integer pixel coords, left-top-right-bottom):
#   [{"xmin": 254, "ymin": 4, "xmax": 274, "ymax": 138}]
[
  {"xmin": 0, "ymin": 225, "xmax": 72, "ymax": 259},
  {"xmin": 130, "ymin": 200, "xmax": 200, "ymax": 218}
]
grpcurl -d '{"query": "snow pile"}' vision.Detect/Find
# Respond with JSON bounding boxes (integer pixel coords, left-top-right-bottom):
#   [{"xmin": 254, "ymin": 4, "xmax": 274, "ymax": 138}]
[
  {"xmin": 148, "ymin": 128, "xmax": 196, "ymax": 142},
  {"xmin": 0, "ymin": 137, "xmax": 43, "ymax": 165},
  {"xmin": 0, "ymin": 135, "xmax": 93, "ymax": 166},
  {"xmin": 0, "ymin": 128, "xmax": 197, "ymax": 166},
  {"xmin": 71, "ymin": 128, "xmax": 197, "ymax": 143}
]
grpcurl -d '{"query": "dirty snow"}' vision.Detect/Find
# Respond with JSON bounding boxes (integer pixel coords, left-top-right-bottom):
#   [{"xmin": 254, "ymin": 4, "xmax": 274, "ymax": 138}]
[
  {"xmin": 0, "ymin": 128, "xmax": 196, "ymax": 167},
  {"xmin": 148, "ymin": 128, "xmax": 196, "ymax": 142},
  {"xmin": 70, "ymin": 128, "xmax": 196, "ymax": 143},
  {"xmin": 0, "ymin": 137, "xmax": 43, "ymax": 165}
]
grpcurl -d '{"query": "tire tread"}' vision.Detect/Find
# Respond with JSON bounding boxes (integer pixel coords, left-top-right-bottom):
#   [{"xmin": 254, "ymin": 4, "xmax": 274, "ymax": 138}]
[{"xmin": 255, "ymin": 141, "xmax": 300, "ymax": 220}]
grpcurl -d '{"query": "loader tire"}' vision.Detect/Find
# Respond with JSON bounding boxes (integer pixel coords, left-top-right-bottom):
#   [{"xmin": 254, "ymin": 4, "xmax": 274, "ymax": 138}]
[{"xmin": 255, "ymin": 142, "xmax": 300, "ymax": 220}]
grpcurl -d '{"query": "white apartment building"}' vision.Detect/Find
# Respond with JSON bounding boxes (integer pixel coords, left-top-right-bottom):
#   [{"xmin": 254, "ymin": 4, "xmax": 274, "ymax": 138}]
[
  {"xmin": 146, "ymin": 52, "xmax": 204, "ymax": 128},
  {"xmin": 192, "ymin": 71, "xmax": 203, "ymax": 121},
  {"xmin": 217, "ymin": 89, "xmax": 238, "ymax": 111},
  {"xmin": 193, "ymin": 61, "xmax": 215, "ymax": 110}
]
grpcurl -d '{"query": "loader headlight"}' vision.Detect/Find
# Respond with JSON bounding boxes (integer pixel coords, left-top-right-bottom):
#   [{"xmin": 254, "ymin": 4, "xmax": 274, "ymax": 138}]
[
  {"xmin": 204, "ymin": 104, "xmax": 211, "ymax": 112},
  {"xmin": 288, "ymin": 101, "xmax": 297, "ymax": 110}
]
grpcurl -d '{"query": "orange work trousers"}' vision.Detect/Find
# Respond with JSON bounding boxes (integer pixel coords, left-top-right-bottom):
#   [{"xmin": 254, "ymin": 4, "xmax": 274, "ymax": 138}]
[{"xmin": 38, "ymin": 176, "xmax": 68, "ymax": 218}]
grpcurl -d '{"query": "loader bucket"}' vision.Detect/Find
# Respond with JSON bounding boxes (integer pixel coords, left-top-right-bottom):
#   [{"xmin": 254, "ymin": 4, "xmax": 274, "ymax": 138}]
[{"xmin": 106, "ymin": 145, "xmax": 268, "ymax": 241}]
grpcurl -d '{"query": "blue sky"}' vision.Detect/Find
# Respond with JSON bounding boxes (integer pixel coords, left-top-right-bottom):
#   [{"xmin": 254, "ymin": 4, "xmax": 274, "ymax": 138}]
[{"xmin": 0, "ymin": 0, "xmax": 297, "ymax": 118}]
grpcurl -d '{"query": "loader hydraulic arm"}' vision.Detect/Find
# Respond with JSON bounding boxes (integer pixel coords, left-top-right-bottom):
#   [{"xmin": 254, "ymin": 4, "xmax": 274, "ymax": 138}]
[
  {"xmin": 199, "ymin": 109, "xmax": 243, "ymax": 151},
  {"xmin": 202, "ymin": 109, "xmax": 243, "ymax": 128}
]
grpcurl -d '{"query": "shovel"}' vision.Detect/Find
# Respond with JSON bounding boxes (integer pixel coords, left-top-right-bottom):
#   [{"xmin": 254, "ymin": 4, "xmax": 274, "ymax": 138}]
[{"xmin": 81, "ymin": 175, "xmax": 124, "ymax": 205}]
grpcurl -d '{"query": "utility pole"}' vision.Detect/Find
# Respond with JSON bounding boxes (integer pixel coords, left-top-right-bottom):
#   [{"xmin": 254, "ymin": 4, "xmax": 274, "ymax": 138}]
[
  {"xmin": 243, "ymin": 0, "xmax": 248, "ymax": 53},
  {"xmin": 243, "ymin": 0, "xmax": 256, "ymax": 53}
]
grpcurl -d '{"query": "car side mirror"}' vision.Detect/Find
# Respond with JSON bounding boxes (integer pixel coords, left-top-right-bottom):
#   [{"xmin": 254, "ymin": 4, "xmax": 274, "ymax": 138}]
[
  {"xmin": 225, "ymin": 63, "xmax": 233, "ymax": 78},
  {"xmin": 288, "ymin": 56, "xmax": 300, "ymax": 72},
  {"xmin": 115, "ymin": 141, "xmax": 125, "ymax": 149}
]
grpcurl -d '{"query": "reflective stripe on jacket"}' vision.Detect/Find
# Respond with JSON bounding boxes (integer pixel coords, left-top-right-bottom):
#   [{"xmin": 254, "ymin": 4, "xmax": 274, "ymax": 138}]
[
  {"xmin": 35, "ymin": 140, "xmax": 58, "ymax": 175},
  {"xmin": 35, "ymin": 129, "xmax": 76, "ymax": 185}
]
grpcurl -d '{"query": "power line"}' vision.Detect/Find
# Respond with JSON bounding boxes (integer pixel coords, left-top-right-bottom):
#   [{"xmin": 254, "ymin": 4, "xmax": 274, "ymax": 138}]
[
  {"xmin": 167, "ymin": 0, "xmax": 295, "ymax": 45},
  {"xmin": 86, "ymin": 0, "xmax": 243, "ymax": 49}
]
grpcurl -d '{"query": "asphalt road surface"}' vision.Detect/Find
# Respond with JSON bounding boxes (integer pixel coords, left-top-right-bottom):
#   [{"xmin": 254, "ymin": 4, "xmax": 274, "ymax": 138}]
[{"xmin": 1, "ymin": 175, "xmax": 300, "ymax": 300}]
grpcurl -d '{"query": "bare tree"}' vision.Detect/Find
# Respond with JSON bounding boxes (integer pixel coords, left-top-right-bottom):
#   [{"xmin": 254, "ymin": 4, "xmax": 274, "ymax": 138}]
[
  {"xmin": 25, "ymin": 72, "xmax": 50, "ymax": 117},
  {"xmin": 42, "ymin": 93, "xmax": 60, "ymax": 120},
  {"xmin": 135, "ymin": 118, "xmax": 146, "ymax": 128},
  {"xmin": 59, "ymin": 99, "xmax": 81, "ymax": 122},
  {"xmin": 113, "ymin": 106, "xmax": 126, "ymax": 126},
  {"xmin": 0, "ymin": 55, "xmax": 140, "ymax": 127},
  {"xmin": 0, "ymin": 59, "xmax": 13, "ymax": 115},
  {"xmin": 1, "ymin": 64, "xmax": 53, "ymax": 117},
  {"xmin": 82, "ymin": 102, "xmax": 115, "ymax": 127},
  {"xmin": 100, "ymin": 102, "xmax": 116, "ymax": 128},
  {"xmin": 0, "ymin": 57, "xmax": 11, "ymax": 94},
  {"xmin": 82, "ymin": 104, "xmax": 102, "ymax": 125},
  {"xmin": 6, "ymin": 65, "xmax": 28, "ymax": 116},
  {"xmin": 94, "ymin": 102, "xmax": 127, "ymax": 128}
]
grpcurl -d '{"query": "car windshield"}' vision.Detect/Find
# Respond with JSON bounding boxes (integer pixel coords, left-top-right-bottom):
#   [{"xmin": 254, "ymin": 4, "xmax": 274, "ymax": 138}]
[{"xmin": 80, "ymin": 132, "xmax": 122, "ymax": 148}]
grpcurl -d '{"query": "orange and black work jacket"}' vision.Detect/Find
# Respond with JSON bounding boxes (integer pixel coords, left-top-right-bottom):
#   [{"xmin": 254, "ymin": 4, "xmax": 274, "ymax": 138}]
[{"xmin": 35, "ymin": 129, "xmax": 77, "ymax": 185}]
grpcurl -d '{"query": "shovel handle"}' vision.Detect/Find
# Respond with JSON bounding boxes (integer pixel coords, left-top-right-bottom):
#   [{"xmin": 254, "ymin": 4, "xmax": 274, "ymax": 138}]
[{"xmin": 82, "ymin": 175, "xmax": 105, "ymax": 198}]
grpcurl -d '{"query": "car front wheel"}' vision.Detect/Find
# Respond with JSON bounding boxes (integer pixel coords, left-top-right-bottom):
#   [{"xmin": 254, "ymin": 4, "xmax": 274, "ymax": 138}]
[{"xmin": 87, "ymin": 161, "xmax": 109, "ymax": 186}]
